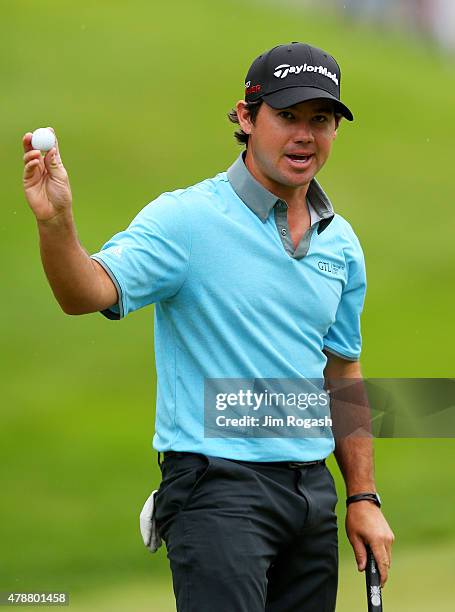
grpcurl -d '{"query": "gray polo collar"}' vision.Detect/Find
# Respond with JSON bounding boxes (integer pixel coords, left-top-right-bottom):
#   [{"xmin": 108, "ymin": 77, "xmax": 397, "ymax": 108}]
[{"xmin": 227, "ymin": 152, "xmax": 335, "ymax": 223}]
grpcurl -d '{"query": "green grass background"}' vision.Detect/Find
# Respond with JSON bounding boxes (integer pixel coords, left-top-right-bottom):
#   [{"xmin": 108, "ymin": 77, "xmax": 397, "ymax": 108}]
[{"xmin": 1, "ymin": 0, "xmax": 454, "ymax": 609}]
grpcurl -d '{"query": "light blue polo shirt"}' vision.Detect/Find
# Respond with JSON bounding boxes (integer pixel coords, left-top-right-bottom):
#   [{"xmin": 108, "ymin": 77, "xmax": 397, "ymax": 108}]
[{"xmin": 90, "ymin": 153, "xmax": 366, "ymax": 461}]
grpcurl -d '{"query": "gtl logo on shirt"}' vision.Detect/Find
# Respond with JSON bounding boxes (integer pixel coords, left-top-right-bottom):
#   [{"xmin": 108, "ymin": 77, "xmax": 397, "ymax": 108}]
[
  {"xmin": 318, "ymin": 261, "xmax": 344, "ymax": 275},
  {"xmin": 274, "ymin": 63, "xmax": 339, "ymax": 86}
]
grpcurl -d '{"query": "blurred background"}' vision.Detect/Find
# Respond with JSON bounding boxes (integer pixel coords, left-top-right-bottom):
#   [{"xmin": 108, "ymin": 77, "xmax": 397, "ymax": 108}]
[
  {"xmin": 302, "ymin": 0, "xmax": 455, "ymax": 51},
  {"xmin": 1, "ymin": 0, "xmax": 454, "ymax": 610}
]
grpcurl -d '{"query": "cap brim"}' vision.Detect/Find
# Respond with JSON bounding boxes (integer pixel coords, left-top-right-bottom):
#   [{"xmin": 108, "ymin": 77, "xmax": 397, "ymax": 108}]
[{"xmin": 262, "ymin": 87, "xmax": 354, "ymax": 121}]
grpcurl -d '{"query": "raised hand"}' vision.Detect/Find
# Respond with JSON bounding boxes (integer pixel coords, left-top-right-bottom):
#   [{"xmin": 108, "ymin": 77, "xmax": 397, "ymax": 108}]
[{"xmin": 22, "ymin": 127, "xmax": 73, "ymax": 222}]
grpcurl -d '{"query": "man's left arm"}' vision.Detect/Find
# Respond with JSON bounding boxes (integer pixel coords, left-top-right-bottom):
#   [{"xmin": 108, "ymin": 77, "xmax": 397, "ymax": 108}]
[{"xmin": 323, "ymin": 351, "xmax": 395, "ymax": 587}]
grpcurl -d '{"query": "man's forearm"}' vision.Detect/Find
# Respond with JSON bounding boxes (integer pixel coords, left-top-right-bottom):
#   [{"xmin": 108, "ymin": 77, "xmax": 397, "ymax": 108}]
[
  {"xmin": 334, "ymin": 436, "xmax": 376, "ymax": 496},
  {"xmin": 323, "ymin": 353, "xmax": 377, "ymax": 495},
  {"xmin": 330, "ymin": 378, "xmax": 377, "ymax": 495},
  {"xmin": 37, "ymin": 212, "xmax": 104, "ymax": 315}
]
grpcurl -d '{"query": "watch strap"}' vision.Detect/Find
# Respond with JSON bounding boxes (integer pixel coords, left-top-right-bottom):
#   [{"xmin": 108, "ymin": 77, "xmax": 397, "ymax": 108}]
[{"xmin": 346, "ymin": 492, "xmax": 381, "ymax": 508}]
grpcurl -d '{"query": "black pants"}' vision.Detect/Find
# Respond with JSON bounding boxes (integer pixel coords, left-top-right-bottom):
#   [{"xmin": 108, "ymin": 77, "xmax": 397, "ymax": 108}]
[{"xmin": 154, "ymin": 452, "xmax": 338, "ymax": 612}]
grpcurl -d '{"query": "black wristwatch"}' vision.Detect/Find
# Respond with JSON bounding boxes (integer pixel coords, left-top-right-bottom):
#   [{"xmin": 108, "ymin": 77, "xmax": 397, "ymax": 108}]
[{"xmin": 346, "ymin": 492, "xmax": 382, "ymax": 508}]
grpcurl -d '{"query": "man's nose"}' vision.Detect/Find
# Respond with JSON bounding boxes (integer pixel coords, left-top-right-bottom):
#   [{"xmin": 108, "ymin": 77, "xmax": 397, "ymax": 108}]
[{"xmin": 293, "ymin": 122, "xmax": 314, "ymax": 143}]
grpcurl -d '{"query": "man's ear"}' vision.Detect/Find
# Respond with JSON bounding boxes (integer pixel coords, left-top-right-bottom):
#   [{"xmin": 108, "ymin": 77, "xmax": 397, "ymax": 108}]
[
  {"xmin": 333, "ymin": 115, "xmax": 342, "ymax": 140},
  {"xmin": 236, "ymin": 100, "xmax": 253, "ymax": 135}
]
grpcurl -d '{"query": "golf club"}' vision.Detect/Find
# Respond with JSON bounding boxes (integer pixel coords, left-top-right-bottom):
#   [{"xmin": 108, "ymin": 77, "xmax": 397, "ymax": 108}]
[{"xmin": 366, "ymin": 545, "xmax": 383, "ymax": 611}]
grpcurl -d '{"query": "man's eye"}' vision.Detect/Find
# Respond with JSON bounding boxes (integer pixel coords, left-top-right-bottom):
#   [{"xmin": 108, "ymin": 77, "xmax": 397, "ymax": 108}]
[
  {"xmin": 314, "ymin": 115, "xmax": 329, "ymax": 123},
  {"xmin": 279, "ymin": 111, "xmax": 294, "ymax": 120}
]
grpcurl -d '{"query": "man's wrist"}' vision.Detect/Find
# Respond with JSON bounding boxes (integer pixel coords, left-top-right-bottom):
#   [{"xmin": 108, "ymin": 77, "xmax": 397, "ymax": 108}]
[
  {"xmin": 346, "ymin": 492, "xmax": 382, "ymax": 508},
  {"xmin": 37, "ymin": 209, "xmax": 74, "ymax": 230},
  {"xmin": 346, "ymin": 481, "xmax": 376, "ymax": 497}
]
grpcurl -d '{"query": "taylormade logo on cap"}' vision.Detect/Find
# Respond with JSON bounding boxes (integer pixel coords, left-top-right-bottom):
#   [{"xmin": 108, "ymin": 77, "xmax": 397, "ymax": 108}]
[
  {"xmin": 243, "ymin": 42, "xmax": 354, "ymax": 121},
  {"xmin": 273, "ymin": 63, "xmax": 339, "ymax": 86}
]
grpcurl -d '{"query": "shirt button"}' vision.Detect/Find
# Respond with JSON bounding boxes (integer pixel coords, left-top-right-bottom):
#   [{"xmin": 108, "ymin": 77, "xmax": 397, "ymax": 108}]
[{"xmin": 281, "ymin": 228, "xmax": 287, "ymax": 236}]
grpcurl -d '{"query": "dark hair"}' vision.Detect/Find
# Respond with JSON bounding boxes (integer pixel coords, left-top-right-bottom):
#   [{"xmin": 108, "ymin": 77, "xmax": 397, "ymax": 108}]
[
  {"xmin": 227, "ymin": 100, "xmax": 343, "ymax": 146},
  {"xmin": 227, "ymin": 100, "xmax": 263, "ymax": 147}
]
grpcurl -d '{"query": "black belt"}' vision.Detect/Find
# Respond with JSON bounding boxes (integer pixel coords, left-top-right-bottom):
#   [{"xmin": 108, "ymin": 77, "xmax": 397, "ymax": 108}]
[{"xmin": 161, "ymin": 451, "xmax": 325, "ymax": 469}]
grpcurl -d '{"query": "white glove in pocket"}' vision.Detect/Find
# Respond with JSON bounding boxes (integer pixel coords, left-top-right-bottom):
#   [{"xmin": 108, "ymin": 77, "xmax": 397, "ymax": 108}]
[{"xmin": 139, "ymin": 489, "xmax": 162, "ymax": 553}]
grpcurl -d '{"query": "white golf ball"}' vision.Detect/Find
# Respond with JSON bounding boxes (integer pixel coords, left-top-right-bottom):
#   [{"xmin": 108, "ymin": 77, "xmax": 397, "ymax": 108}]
[{"xmin": 31, "ymin": 128, "xmax": 56, "ymax": 152}]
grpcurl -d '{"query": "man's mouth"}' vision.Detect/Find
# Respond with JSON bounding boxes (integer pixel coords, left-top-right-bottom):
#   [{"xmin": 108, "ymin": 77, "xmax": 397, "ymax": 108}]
[{"xmin": 285, "ymin": 153, "xmax": 314, "ymax": 165}]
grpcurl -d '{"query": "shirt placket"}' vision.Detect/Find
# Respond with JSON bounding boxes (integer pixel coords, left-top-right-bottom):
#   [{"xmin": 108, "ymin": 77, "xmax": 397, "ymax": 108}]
[{"xmin": 273, "ymin": 200, "xmax": 317, "ymax": 260}]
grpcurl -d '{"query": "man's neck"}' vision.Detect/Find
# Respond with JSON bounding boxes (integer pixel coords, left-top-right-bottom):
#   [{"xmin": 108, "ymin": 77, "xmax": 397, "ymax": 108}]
[{"xmin": 244, "ymin": 151, "xmax": 311, "ymax": 212}]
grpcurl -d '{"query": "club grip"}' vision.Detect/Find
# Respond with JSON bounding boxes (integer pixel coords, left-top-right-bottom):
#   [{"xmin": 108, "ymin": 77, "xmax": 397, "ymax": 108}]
[{"xmin": 365, "ymin": 546, "xmax": 383, "ymax": 611}]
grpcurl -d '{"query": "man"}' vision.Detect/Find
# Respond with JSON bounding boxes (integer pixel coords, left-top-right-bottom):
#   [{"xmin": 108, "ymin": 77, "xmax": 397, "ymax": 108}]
[{"xmin": 23, "ymin": 42, "xmax": 394, "ymax": 612}]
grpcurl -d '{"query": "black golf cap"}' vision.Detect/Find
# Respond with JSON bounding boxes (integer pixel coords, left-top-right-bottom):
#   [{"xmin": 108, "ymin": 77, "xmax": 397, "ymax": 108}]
[{"xmin": 244, "ymin": 42, "xmax": 353, "ymax": 121}]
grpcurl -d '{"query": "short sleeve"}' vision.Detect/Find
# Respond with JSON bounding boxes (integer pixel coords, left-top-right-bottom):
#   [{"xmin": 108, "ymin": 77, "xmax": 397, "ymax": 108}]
[
  {"xmin": 323, "ymin": 242, "xmax": 366, "ymax": 361},
  {"xmin": 90, "ymin": 194, "xmax": 191, "ymax": 320}
]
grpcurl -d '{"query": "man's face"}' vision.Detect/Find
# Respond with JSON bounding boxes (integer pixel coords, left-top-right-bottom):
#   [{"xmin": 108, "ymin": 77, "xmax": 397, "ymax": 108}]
[{"xmin": 238, "ymin": 99, "xmax": 339, "ymax": 195}]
